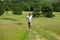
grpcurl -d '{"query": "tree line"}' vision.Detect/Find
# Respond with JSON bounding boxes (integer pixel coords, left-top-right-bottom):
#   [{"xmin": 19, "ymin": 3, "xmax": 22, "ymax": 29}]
[{"xmin": 0, "ymin": 0, "xmax": 60, "ymax": 18}]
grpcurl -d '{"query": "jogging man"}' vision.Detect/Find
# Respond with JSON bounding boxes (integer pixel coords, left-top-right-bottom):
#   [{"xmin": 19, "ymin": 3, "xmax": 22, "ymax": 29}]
[{"xmin": 27, "ymin": 13, "xmax": 32, "ymax": 31}]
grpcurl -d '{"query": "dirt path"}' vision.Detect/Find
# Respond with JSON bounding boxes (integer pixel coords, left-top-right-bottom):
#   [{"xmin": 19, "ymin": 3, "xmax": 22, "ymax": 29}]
[
  {"xmin": 25, "ymin": 30, "xmax": 46, "ymax": 40},
  {"xmin": 33, "ymin": 30, "xmax": 41, "ymax": 40},
  {"xmin": 46, "ymin": 31, "xmax": 60, "ymax": 40},
  {"xmin": 33, "ymin": 30, "xmax": 46, "ymax": 40},
  {"xmin": 52, "ymin": 34, "xmax": 60, "ymax": 40},
  {"xmin": 25, "ymin": 29, "xmax": 60, "ymax": 40}
]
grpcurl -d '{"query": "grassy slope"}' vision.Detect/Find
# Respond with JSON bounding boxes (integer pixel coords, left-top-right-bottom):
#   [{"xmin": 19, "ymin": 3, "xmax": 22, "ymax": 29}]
[
  {"xmin": 0, "ymin": 11, "xmax": 60, "ymax": 40},
  {"xmin": 32, "ymin": 12, "xmax": 60, "ymax": 40},
  {"xmin": 32, "ymin": 12, "xmax": 60, "ymax": 36},
  {"xmin": 0, "ymin": 11, "xmax": 26, "ymax": 40}
]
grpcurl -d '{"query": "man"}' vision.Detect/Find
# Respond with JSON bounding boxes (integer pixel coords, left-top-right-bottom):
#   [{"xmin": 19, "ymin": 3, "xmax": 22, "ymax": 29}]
[{"xmin": 27, "ymin": 13, "xmax": 32, "ymax": 31}]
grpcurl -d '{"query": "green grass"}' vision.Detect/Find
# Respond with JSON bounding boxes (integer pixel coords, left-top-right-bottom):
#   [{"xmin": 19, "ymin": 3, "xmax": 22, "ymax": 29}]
[
  {"xmin": 32, "ymin": 12, "xmax": 60, "ymax": 40},
  {"xmin": 0, "ymin": 11, "xmax": 60, "ymax": 40},
  {"xmin": 0, "ymin": 21, "xmax": 26, "ymax": 40},
  {"xmin": 32, "ymin": 12, "xmax": 60, "ymax": 36}
]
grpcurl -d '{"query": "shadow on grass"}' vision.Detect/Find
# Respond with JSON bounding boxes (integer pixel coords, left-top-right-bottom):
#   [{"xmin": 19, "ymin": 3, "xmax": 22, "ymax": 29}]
[{"xmin": 0, "ymin": 18, "xmax": 19, "ymax": 21}]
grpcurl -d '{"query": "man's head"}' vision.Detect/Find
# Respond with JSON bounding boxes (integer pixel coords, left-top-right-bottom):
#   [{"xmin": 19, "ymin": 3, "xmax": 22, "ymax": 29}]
[{"xmin": 29, "ymin": 13, "xmax": 31, "ymax": 16}]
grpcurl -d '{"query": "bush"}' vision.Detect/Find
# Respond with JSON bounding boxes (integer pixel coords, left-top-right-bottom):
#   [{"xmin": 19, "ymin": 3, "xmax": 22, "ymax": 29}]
[
  {"xmin": 42, "ymin": 3, "xmax": 53, "ymax": 18},
  {"xmin": 33, "ymin": 9, "xmax": 40, "ymax": 17},
  {"xmin": 0, "ymin": 2, "xmax": 4, "ymax": 16},
  {"xmin": 12, "ymin": 3, "xmax": 22, "ymax": 15},
  {"xmin": 33, "ymin": 2, "xmax": 41, "ymax": 17},
  {"xmin": 52, "ymin": 2, "xmax": 60, "ymax": 12}
]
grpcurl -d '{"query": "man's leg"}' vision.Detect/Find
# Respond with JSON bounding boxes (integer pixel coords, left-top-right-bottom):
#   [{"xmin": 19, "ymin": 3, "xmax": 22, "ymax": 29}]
[
  {"xmin": 28, "ymin": 23, "xmax": 32, "ymax": 31},
  {"xmin": 28, "ymin": 23, "xmax": 30, "ymax": 29},
  {"xmin": 28, "ymin": 23, "xmax": 31, "ymax": 29}
]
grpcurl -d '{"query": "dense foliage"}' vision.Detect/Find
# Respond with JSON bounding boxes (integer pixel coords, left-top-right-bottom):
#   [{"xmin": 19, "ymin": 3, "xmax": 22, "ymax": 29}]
[
  {"xmin": 33, "ymin": 2, "xmax": 41, "ymax": 17},
  {"xmin": 42, "ymin": 2, "xmax": 53, "ymax": 18},
  {"xmin": 0, "ymin": 2, "xmax": 4, "ymax": 16},
  {"xmin": 0, "ymin": 0, "xmax": 60, "ymax": 17},
  {"xmin": 12, "ymin": 3, "xmax": 22, "ymax": 15}
]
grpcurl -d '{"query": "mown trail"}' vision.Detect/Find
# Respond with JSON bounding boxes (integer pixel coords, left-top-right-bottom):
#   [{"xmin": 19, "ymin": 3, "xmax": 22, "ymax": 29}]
[
  {"xmin": 24, "ymin": 30, "xmax": 45, "ymax": 40},
  {"xmin": 22, "ymin": 12, "xmax": 60, "ymax": 40},
  {"xmin": 24, "ymin": 29, "xmax": 60, "ymax": 40},
  {"xmin": 48, "ymin": 32, "xmax": 60, "ymax": 40}
]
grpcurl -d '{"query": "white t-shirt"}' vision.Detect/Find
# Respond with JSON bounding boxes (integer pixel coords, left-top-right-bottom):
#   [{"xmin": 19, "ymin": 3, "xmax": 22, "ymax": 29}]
[{"xmin": 27, "ymin": 15, "xmax": 32, "ymax": 23}]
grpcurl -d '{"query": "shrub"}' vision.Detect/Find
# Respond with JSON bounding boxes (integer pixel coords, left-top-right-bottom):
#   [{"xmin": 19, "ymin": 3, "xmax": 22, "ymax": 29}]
[
  {"xmin": 0, "ymin": 2, "xmax": 4, "ymax": 16},
  {"xmin": 33, "ymin": 2, "xmax": 41, "ymax": 17},
  {"xmin": 12, "ymin": 3, "xmax": 22, "ymax": 15},
  {"xmin": 42, "ymin": 3, "xmax": 53, "ymax": 18}
]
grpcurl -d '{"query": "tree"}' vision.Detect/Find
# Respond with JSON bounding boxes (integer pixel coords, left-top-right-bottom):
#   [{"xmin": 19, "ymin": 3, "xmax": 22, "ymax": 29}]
[
  {"xmin": 12, "ymin": 3, "xmax": 22, "ymax": 15},
  {"xmin": 0, "ymin": 2, "xmax": 4, "ymax": 16},
  {"xmin": 33, "ymin": 1, "xmax": 41, "ymax": 17},
  {"xmin": 52, "ymin": 1, "xmax": 60, "ymax": 12},
  {"xmin": 42, "ymin": 2, "xmax": 53, "ymax": 18}
]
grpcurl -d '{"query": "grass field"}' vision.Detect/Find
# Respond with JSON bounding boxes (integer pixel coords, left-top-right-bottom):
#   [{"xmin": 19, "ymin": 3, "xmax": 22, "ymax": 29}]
[{"xmin": 0, "ymin": 11, "xmax": 60, "ymax": 40}]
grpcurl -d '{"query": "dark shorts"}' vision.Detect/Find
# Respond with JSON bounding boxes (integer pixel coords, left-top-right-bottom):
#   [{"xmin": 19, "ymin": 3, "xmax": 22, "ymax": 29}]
[{"xmin": 28, "ymin": 22, "xmax": 31, "ymax": 27}]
